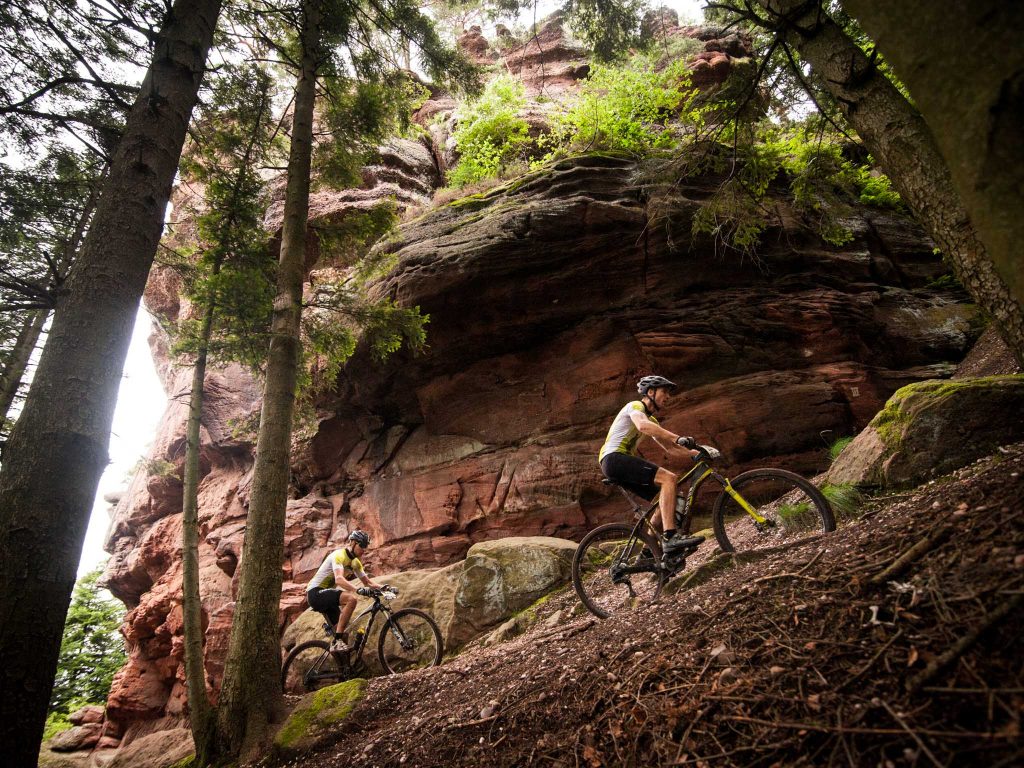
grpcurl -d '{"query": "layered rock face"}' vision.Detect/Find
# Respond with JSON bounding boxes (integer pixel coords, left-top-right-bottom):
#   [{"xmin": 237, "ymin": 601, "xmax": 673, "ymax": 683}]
[{"xmin": 95, "ymin": 14, "xmax": 979, "ymax": 748}]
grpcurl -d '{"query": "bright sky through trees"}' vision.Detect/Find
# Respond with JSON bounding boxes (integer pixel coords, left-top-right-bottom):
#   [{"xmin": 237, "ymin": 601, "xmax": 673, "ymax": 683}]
[{"xmin": 77, "ymin": 307, "xmax": 165, "ymax": 577}]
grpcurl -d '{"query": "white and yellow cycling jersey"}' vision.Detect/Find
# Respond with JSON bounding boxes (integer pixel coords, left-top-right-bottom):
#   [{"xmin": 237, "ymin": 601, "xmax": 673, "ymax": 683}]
[
  {"xmin": 306, "ymin": 547, "xmax": 365, "ymax": 591},
  {"xmin": 598, "ymin": 400, "xmax": 658, "ymax": 462}
]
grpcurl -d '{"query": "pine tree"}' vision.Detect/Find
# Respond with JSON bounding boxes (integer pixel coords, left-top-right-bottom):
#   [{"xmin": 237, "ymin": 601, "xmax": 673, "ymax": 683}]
[{"xmin": 48, "ymin": 568, "xmax": 126, "ymax": 717}]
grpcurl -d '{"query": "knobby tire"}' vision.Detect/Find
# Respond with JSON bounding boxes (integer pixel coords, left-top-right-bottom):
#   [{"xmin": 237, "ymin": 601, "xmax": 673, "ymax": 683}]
[
  {"xmin": 711, "ymin": 468, "xmax": 835, "ymax": 553},
  {"xmin": 281, "ymin": 639, "xmax": 345, "ymax": 694},
  {"xmin": 572, "ymin": 522, "xmax": 665, "ymax": 619},
  {"xmin": 377, "ymin": 608, "xmax": 443, "ymax": 674}
]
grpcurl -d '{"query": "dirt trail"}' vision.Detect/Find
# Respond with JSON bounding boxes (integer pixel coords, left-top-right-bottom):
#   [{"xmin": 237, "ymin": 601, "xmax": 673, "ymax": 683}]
[{"xmin": 284, "ymin": 443, "xmax": 1024, "ymax": 768}]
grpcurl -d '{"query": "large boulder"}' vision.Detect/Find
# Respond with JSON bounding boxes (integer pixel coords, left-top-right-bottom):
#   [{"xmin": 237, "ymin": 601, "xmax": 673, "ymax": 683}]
[
  {"xmin": 828, "ymin": 375, "xmax": 1024, "ymax": 487},
  {"xmin": 103, "ymin": 728, "xmax": 193, "ymax": 768},
  {"xmin": 47, "ymin": 723, "xmax": 103, "ymax": 752},
  {"xmin": 449, "ymin": 536, "xmax": 576, "ymax": 648}
]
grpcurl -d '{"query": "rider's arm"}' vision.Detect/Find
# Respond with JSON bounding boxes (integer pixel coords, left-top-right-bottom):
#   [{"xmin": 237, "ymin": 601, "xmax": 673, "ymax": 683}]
[
  {"xmin": 332, "ymin": 564, "xmax": 359, "ymax": 593},
  {"xmin": 358, "ymin": 572, "xmax": 386, "ymax": 590},
  {"xmin": 628, "ymin": 410, "xmax": 697, "ymax": 455}
]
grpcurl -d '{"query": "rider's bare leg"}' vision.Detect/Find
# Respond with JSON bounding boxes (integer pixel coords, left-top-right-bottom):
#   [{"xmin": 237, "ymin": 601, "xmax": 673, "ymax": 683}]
[
  {"xmin": 336, "ymin": 592, "xmax": 357, "ymax": 635},
  {"xmin": 654, "ymin": 467, "xmax": 678, "ymax": 535}
]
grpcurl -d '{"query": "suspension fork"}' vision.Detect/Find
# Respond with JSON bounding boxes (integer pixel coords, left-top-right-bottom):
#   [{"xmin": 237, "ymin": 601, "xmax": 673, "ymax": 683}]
[{"xmin": 717, "ymin": 475, "xmax": 767, "ymax": 524}]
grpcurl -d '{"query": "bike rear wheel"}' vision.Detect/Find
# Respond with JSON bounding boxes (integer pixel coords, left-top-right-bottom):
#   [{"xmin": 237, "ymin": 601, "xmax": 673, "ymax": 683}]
[
  {"xmin": 281, "ymin": 640, "xmax": 345, "ymax": 694},
  {"xmin": 572, "ymin": 522, "xmax": 665, "ymax": 619},
  {"xmin": 712, "ymin": 468, "xmax": 835, "ymax": 553},
  {"xmin": 378, "ymin": 609, "xmax": 443, "ymax": 674}
]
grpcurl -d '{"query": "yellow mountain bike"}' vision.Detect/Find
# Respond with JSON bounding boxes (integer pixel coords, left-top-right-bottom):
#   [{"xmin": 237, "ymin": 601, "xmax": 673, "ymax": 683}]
[{"xmin": 572, "ymin": 445, "xmax": 835, "ymax": 618}]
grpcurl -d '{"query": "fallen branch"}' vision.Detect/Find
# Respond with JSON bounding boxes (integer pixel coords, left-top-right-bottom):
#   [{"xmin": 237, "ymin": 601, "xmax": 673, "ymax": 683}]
[
  {"xmin": 721, "ymin": 715, "xmax": 1015, "ymax": 739},
  {"xmin": 751, "ymin": 572, "xmax": 820, "ymax": 585},
  {"xmin": 536, "ymin": 618, "xmax": 596, "ymax": 645},
  {"xmin": 879, "ymin": 699, "xmax": 944, "ymax": 768},
  {"xmin": 907, "ymin": 593, "xmax": 1024, "ymax": 693},
  {"xmin": 870, "ymin": 524, "xmax": 953, "ymax": 586}
]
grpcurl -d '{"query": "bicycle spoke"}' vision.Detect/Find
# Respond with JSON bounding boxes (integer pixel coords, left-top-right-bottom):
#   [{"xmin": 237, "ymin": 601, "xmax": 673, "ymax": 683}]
[
  {"xmin": 281, "ymin": 641, "xmax": 345, "ymax": 695},
  {"xmin": 713, "ymin": 469, "xmax": 835, "ymax": 553},
  {"xmin": 378, "ymin": 609, "xmax": 443, "ymax": 674},
  {"xmin": 572, "ymin": 523, "xmax": 665, "ymax": 619}
]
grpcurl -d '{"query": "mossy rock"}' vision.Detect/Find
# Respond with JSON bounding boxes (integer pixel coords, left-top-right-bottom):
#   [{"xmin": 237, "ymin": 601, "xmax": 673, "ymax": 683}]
[
  {"xmin": 449, "ymin": 537, "xmax": 576, "ymax": 649},
  {"xmin": 274, "ymin": 678, "xmax": 367, "ymax": 755},
  {"xmin": 828, "ymin": 375, "xmax": 1024, "ymax": 488}
]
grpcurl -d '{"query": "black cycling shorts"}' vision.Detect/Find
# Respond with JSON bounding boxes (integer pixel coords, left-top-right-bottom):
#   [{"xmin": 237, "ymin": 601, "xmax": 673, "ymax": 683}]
[
  {"xmin": 600, "ymin": 452, "xmax": 659, "ymax": 501},
  {"xmin": 306, "ymin": 587, "xmax": 342, "ymax": 625}
]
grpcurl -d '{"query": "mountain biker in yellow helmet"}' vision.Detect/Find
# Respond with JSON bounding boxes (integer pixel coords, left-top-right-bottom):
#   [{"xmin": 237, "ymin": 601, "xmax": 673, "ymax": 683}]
[
  {"xmin": 306, "ymin": 529, "xmax": 394, "ymax": 652},
  {"xmin": 598, "ymin": 375, "xmax": 704, "ymax": 559}
]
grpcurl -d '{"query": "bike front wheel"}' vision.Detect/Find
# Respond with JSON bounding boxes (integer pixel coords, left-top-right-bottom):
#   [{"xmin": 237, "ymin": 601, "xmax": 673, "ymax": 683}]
[
  {"xmin": 281, "ymin": 640, "xmax": 345, "ymax": 694},
  {"xmin": 377, "ymin": 609, "xmax": 444, "ymax": 674},
  {"xmin": 572, "ymin": 522, "xmax": 665, "ymax": 619},
  {"xmin": 712, "ymin": 468, "xmax": 835, "ymax": 553}
]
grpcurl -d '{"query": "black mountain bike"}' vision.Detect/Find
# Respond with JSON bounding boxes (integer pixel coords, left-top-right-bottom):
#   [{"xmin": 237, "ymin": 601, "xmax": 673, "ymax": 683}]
[
  {"xmin": 572, "ymin": 445, "xmax": 835, "ymax": 618},
  {"xmin": 281, "ymin": 588, "xmax": 443, "ymax": 694}
]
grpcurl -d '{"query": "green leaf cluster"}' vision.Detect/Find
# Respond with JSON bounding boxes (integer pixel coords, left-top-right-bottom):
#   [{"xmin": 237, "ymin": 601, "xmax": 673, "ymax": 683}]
[
  {"xmin": 170, "ymin": 62, "xmax": 280, "ymax": 372},
  {"xmin": 299, "ymin": 203, "xmax": 428, "ymax": 405},
  {"xmin": 670, "ymin": 120, "xmax": 904, "ymax": 256},
  {"xmin": 448, "ymin": 75, "xmax": 531, "ymax": 187},
  {"xmin": 542, "ymin": 57, "xmax": 698, "ymax": 157},
  {"xmin": 46, "ymin": 567, "xmax": 126, "ymax": 722}
]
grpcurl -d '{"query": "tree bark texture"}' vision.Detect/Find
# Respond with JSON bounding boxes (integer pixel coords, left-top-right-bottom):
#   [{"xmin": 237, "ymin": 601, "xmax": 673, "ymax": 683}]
[
  {"xmin": 0, "ymin": 1, "xmax": 222, "ymax": 764},
  {"xmin": 182, "ymin": 305, "xmax": 214, "ymax": 760},
  {"xmin": 757, "ymin": 0, "xmax": 1024, "ymax": 365},
  {"xmin": 0, "ymin": 310, "xmax": 48, "ymax": 431},
  {"xmin": 207, "ymin": 1, "xmax": 323, "ymax": 761},
  {"xmin": 841, "ymin": 0, "xmax": 1024, "ymax": 337}
]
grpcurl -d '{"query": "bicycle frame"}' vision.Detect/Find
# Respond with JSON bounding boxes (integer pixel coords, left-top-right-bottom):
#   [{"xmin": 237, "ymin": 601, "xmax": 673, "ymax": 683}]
[{"xmin": 611, "ymin": 458, "xmax": 766, "ymax": 553}]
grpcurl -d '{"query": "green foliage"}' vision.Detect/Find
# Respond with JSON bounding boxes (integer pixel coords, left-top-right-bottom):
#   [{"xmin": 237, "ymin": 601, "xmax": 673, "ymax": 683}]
[
  {"xmin": 298, "ymin": 203, "xmax": 428, "ymax": 406},
  {"xmin": 448, "ymin": 75, "xmax": 530, "ymax": 187},
  {"xmin": 562, "ymin": 0, "xmax": 646, "ymax": 62},
  {"xmin": 0, "ymin": 147, "xmax": 105, "ymax": 310},
  {"xmin": 652, "ymin": 119, "xmax": 904, "ymax": 257},
  {"xmin": 828, "ymin": 436, "xmax": 854, "ymax": 462},
  {"xmin": 0, "ymin": 1, "xmax": 160, "ymax": 153},
  {"xmin": 542, "ymin": 58, "xmax": 697, "ymax": 159},
  {"xmin": 143, "ymin": 458, "xmax": 178, "ymax": 478},
  {"xmin": 315, "ymin": 75, "xmax": 431, "ymax": 189},
  {"xmin": 821, "ymin": 481, "xmax": 863, "ymax": 518},
  {"xmin": 48, "ymin": 567, "xmax": 126, "ymax": 719},
  {"xmin": 171, "ymin": 62, "xmax": 280, "ymax": 372},
  {"xmin": 43, "ymin": 709, "xmax": 76, "ymax": 741}
]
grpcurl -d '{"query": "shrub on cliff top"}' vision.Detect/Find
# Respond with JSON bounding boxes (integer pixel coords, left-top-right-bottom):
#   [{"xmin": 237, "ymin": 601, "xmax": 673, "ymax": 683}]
[
  {"xmin": 448, "ymin": 75, "xmax": 531, "ymax": 187},
  {"xmin": 541, "ymin": 57, "xmax": 699, "ymax": 157}
]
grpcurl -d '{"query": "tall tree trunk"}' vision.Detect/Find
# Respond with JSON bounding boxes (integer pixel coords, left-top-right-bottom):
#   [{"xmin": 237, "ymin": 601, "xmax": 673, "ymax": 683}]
[
  {"xmin": 0, "ymin": 310, "xmax": 48, "ymax": 431},
  {"xmin": 0, "ymin": 163, "xmax": 104, "ymax": 437},
  {"xmin": 184, "ymin": 80, "xmax": 272, "ymax": 762},
  {"xmin": 183, "ymin": 302, "xmax": 215, "ymax": 761},
  {"xmin": 0, "ymin": 1, "xmax": 222, "ymax": 764},
  {"xmin": 756, "ymin": 0, "xmax": 1024, "ymax": 365},
  {"xmin": 205, "ymin": 1, "xmax": 323, "ymax": 761},
  {"xmin": 839, "ymin": 0, "xmax": 1024, "ymax": 338}
]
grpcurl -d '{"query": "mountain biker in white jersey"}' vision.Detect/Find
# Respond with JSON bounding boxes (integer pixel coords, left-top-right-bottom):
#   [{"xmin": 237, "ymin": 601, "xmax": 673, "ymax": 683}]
[
  {"xmin": 599, "ymin": 375, "xmax": 705, "ymax": 559},
  {"xmin": 306, "ymin": 529, "xmax": 394, "ymax": 652}
]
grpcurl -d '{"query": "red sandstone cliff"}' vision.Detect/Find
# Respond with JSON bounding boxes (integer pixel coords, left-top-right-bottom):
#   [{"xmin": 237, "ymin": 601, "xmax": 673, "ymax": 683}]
[{"xmin": 91, "ymin": 15, "xmax": 979, "ymax": 751}]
